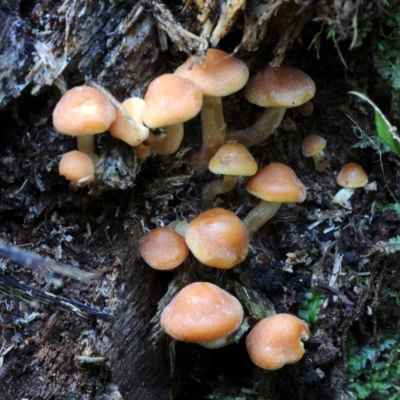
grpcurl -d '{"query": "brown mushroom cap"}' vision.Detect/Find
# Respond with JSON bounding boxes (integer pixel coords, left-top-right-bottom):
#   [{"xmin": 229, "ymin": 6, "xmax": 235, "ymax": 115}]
[
  {"xmin": 53, "ymin": 86, "xmax": 116, "ymax": 136},
  {"xmin": 174, "ymin": 49, "xmax": 249, "ymax": 97},
  {"xmin": 185, "ymin": 208, "xmax": 249, "ymax": 269},
  {"xmin": 139, "ymin": 227, "xmax": 189, "ymax": 270},
  {"xmin": 336, "ymin": 163, "xmax": 368, "ymax": 188},
  {"xmin": 244, "ymin": 65, "xmax": 316, "ymax": 108},
  {"xmin": 301, "ymin": 135, "xmax": 327, "ymax": 157},
  {"xmin": 161, "ymin": 282, "xmax": 244, "ymax": 344},
  {"xmin": 142, "ymin": 74, "xmax": 202, "ymax": 129},
  {"xmin": 58, "ymin": 150, "xmax": 95, "ymax": 185},
  {"xmin": 246, "ymin": 313, "xmax": 310, "ymax": 370},
  {"xmin": 208, "ymin": 142, "xmax": 258, "ymax": 176},
  {"xmin": 297, "ymin": 101, "xmax": 314, "ymax": 116},
  {"xmin": 246, "ymin": 162, "xmax": 306, "ymax": 203},
  {"xmin": 109, "ymin": 97, "xmax": 149, "ymax": 147}
]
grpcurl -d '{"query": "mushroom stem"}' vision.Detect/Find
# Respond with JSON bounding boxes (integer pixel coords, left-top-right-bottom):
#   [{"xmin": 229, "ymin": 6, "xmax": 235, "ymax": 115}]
[
  {"xmin": 226, "ymin": 107, "xmax": 286, "ymax": 147},
  {"xmin": 202, "ymin": 175, "xmax": 239, "ymax": 202},
  {"xmin": 169, "ymin": 220, "xmax": 189, "ymax": 237},
  {"xmin": 153, "ymin": 123, "xmax": 184, "ymax": 156},
  {"xmin": 198, "ymin": 335, "xmax": 231, "ymax": 349},
  {"xmin": 134, "ymin": 132, "xmax": 159, "ymax": 160},
  {"xmin": 313, "ymin": 149, "xmax": 327, "ymax": 172},
  {"xmin": 332, "ymin": 188, "xmax": 355, "ymax": 209},
  {"xmin": 243, "ymin": 201, "xmax": 282, "ymax": 238},
  {"xmin": 193, "ymin": 96, "xmax": 226, "ymax": 171},
  {"xmin": 76, "ymin": 135, "xmax": 98, "ymax": 162}
]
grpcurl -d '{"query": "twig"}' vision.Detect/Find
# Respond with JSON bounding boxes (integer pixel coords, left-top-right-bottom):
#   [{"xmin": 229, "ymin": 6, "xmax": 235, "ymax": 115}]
[{"xmin": 0, "ymin": 273, "xmax": 113, "ymax": 321}]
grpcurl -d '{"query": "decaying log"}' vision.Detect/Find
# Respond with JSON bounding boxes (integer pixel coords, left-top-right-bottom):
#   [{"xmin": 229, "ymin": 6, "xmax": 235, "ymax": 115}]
[{"xmin": 0, "ymin": 1, "xmax": 173, "ymax": 399}]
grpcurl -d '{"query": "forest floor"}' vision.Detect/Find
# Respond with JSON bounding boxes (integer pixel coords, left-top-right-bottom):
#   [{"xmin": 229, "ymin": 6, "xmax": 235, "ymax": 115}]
[{"xmin": 1, "ymin": 1, "xmax": 400, "ymax": 400}]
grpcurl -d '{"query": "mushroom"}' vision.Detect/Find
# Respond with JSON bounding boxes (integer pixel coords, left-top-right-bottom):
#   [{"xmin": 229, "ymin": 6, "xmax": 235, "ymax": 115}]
[
  {"xmin": 202, "ymin": 141, "xmax": 258, "ymax": 202},
  {"xmin": 301, "ymin": 134, "xmax": 327, "ymax": 172},
  {"xmin": 109, "ymin": 97, "xmax": 149, "ymax": 147},
  {"xmin": 185, "ymin": 208, "xmax": 249, "ymax": 269},
  {"xmin": 332, "ymin": 163, "xmax": 368, "ymax": 209},
  {"xmin": 175, "ymin": 49, "xmax": 249, "ymax": 170},
  {"xmin": 297, "ymin": 100, "xmax": 314, "ymax": 116},
  {"xmin": 246, "ymin": 313, "xmax": 310, "ymax": 370},
  {"xmin": 243, "ymin": 162, "xmax": 307, "ymax": 238},
  {"xmin": 139, "ymin": 227, "xmax": 190, "ymax": 270},
  {"xmin": 227, "ymin": 64, "xmax": 315, "ymax": 147},
  {"xmin": 53, "ymin": 85, "xmax": 116, "ymax": 161},
  {"xmin": 161, "ymin": 282, "xmax": 244, "ymax": 348},
  {"xmin": 58, "ymin": 150, "xmax": 95, "ymax": 187},
  {"xmin": 142, "ymin": 74, "xmax": 203, "ymax": 155}
]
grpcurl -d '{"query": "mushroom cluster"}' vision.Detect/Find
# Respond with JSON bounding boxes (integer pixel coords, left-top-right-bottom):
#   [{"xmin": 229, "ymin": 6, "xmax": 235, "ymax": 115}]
[
  {"xmin": 51, "ymin": 47, "xmax": 371, "ymax": 377},
  {"xmin": 160, "ymin": 282, "xmax": 311, "ymax": 366},
  {"xmin": 52, "ymin": 51, "xmax": 318, "ymax": 195}
]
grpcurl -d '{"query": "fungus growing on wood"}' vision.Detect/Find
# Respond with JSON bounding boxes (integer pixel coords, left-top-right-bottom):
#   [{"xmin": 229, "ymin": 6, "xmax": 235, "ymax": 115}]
[
  {"xmin": 53, "ymin": 86, "xmax": 116, "ymax": 161},
  {"xmin": 332, "ymin": 162, "xmax": 368, "ymax": 209},
  {"xmin": 139, "ymin": 227, "xmax": 189, "ymax": 270},
  {"xmin": 58, "ymin": 150, "xmax": 95, "ymax": 187},
  {"xmin": 227, "ymin": 64, "xmax": 315, "ymax": 147},
  {"xmin": 246, "ymin": 313, "xmax": 310, "ymax": 370},
  {"xmin": 142, "ymin": 74, "xmax": 203, "ymax": 155},
  {"xmin": 301, "ymin": 134, "xmax": 327, "ymax": 172},
  {"xmin": 161, "ymin": 282, "xmax": 244, "ymax": 348},
  {"xmin": 175, "ymin": 49, "xmax": 249, "ymax": 170},
  {"xmin": 185, "ymin": 208, "xmax": 249, "ymax": 269},
  {"xmin": 243, "ymin": 162, "xmax": 306, "ymax": 237},
  {"xmin": 202, "ymin": 141, "xmax": 257, "ymax": 202}
]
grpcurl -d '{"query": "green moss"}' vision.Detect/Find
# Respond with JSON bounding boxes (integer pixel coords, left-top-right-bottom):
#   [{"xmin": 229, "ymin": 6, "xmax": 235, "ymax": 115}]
[
  {"xmin": 298, "ymin": 288, "xmax": 325, "ymax": 329},
  {"xmin": 346, "ymin": 330, "xmax": 400, "ymax": 399}
]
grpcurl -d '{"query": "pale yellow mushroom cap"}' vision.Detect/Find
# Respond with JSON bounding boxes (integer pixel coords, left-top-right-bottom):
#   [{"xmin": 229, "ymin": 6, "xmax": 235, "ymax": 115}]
[
  {"xmin": 208, "ymin": 142, "xmax": 258, "ymax": 176},
  {"xmin": 175, "ymin": 49, "xmax": 249, "ymax": 97},
  {"xmin": 161, "ymin": 282, "xmax": 244, "ymax": 344},
  {"xmin": 244, "ymin": 65, "xmax": 315, "ymax": 108},
  {"xmin": 246, "ymin": 313, "xmax": 310, "ymax": 370},
  {"xmin": 142, "ymin": 74, "xmax": 203, "ymax": 129},
  {"xmin": 336, "ymin": 163, "xmax": 368, "ymax": 188},
  {"xmin": 246, "ymin": 162, "xmax": 306, "ymax": 203},
  {"xmin": 59, "ymin": 150, "xmax": 95, "ymax": 186},
  {"xmin": 53, "ymin": 86, "xmax": 116, "ymax": 136},
  {"xmin": 185, "ymin": 208, "xmax": 249, "ymax": 269},
  {"xmin": 301, "ymin": 135, "xmax": 327, "ymax": 157},
  {"xmin": 139, "ymin": 227, "xmax": 189, "ymax": 270},
  {"xmin": 109, "ymin": 97, "xmax": 149, "ymax": 147}
]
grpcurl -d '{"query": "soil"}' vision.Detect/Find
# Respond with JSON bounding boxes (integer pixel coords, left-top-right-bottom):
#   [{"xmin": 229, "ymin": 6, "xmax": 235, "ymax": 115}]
[{"xmin": 0, "ymin": 1, "xmax": 399, "ymax": 400}]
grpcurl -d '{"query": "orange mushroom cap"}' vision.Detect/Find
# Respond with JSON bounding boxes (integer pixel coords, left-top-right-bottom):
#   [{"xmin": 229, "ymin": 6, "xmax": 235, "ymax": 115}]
[
  {"xmin": 109, "ymin": 97, "xmax": 149, "ymax": 147},
  {"xmin": 58, "ymin": 150, "xmax": 95, "ymax": 186},
  {"xmin": 301, "ymin": 135, "xmax": 327, "ymax": 158},
  {"xmin": 161, "ymin": 282, "xmax": 244, "ymax": 345},
  {"xmin": 246, "ymin": 313, "xmax": 310, "ymax": 370},
  {"xmin": 174, "ymin": 49, "xmax": 249, "ymax": 97},
  {"xmin": 53, "ymin": 86, "xmax": 116, "ymax": 136},
  {"xmin": 208, "ymin": 142, "xmax": 258, "ymax": 177},
  {"xmin": 336, "ymin": 163, "xmax": 368, "ymax": 188},
  {"xmin": 142, "ymin": 74, "xmax": 203, "ymax": 129},
  {"xmin": 185, "ymin": 208, "xmax": 249, "ymax": 269},
  {"xmin": 139, "ymin": 227, "xmax": 189, "ymax": 270},
  {"xmin": 244, "ymin": 65, "xmax": 315, "ymax": 108},
  {"xmin": 246, "ymin": 162, "xmax": 306, "ymax": 203}
]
